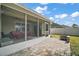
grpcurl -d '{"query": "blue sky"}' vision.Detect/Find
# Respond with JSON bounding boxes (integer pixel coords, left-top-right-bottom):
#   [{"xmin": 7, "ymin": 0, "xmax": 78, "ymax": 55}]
[{"xmin": 20, "ymin": 3, "xmax": 79, "ymax": 26}]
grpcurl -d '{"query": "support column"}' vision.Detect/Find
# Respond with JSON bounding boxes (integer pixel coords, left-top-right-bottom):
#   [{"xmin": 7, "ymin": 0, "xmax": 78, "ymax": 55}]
[
  {"xmin": 48, "ymin": 23, "xmax": 50, "ymax": 35},
  {"xmin": 0, "ymin": 4, "xmax": 1, "ymax": 39},
  {"xmin": 42, "ymin": 21, "xmax": 44, "ymax": 36},
  {"xmin": 37, "ymin": 19, "xmax": 39, "ymax": 37},
  {"xmin": 49, "ymin": 21, "xmax": 52, "ymax": 35},
  {"xmin": 0, "ymin": 15, "xmax": 1, "ymax": 39},
  {"xmin": 25, "ymin": 14, "xmax": 27, "ymax": 40},
  {"xmin": 44, "ymin": 22, "xmax": 47, "ymax": 36},
  {"xmin": 41, "ymin": 21, "xmax": 43, "ymax": 36}
]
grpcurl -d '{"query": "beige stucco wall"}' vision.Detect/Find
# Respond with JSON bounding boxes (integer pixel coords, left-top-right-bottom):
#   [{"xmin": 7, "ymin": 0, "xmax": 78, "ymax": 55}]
[
  {"xmin": 2, "ymin": 14, "xmax": 25, "ymax": 34},
  {"xmin": 42, "ymin": 22, "xmax": 46, "ymax": 35},
  {"xmin": 42, "ymin": 21, "xmax": 50, "ymax": 35},
  {"xmin": 27, "ymin": 15, "xmax": 37, "ymax": 36}
]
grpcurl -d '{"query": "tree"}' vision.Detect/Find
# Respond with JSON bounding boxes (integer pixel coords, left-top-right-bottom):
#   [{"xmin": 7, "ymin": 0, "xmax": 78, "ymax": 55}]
[{"xmin": 72, "ymin": 24, "xmax": 78, "ymax": 28}]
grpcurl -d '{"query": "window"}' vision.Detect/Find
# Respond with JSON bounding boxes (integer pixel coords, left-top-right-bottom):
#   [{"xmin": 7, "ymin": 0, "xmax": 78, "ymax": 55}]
[
  {"xmin": 46, "ymin": 24, "xmax": 48, "ymax": 31},
  {"xmin": 15, "ymin": 23, "xmax": 25, "ymax": 32}
]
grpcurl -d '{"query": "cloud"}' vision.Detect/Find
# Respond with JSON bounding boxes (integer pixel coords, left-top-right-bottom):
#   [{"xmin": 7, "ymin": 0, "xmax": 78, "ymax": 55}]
[
  {"xmin": 49, "ymin": 17, "xmax": 54, "ymax": 20},
  {"xmin": 49, "ymin": 17, "xmax": 60, "ymax": 23},
  {"xmin": 55, "ymin": 15, "xmax": 60, "ymax": 18},
  {"xmin": 55, "ymin": 14, "xmax": 68, "ymax": 19},
  {"xmin": 55, "ymin": 19, "xmax": 60, "ymax": 23},
  {"xmin": 34, "ymin": 6, "xmax": 48, "ymax": 14},
  {"xmin": 60, "ymin": 14, "xmax": 68, "ymax": 19},
  {"xmin": 71, "ymin": 11, "xmax": 79, "ymax": 17}
]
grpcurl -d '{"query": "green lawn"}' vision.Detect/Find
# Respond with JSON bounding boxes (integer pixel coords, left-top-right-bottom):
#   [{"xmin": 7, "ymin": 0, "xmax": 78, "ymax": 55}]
[
  {"xmin": 70, "ymin": 36, "xmax": 79, "ymax": 56},
  {"xmin": 50, "ymin": 34, "xmax": 60, "ymax": 38},
  {"xmin": 50, "ymin": 34, "xmax": 79, "ymax": 56}
]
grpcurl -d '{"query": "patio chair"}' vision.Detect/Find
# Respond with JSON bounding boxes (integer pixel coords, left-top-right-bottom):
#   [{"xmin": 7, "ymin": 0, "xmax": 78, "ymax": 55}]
[
  {"xmin": 60, "ymin": 35, "xmax": 70, "ymax": 43},
  {"xmin": 10, "ymin": 31, "xmax": 25, "ymax": 39}
]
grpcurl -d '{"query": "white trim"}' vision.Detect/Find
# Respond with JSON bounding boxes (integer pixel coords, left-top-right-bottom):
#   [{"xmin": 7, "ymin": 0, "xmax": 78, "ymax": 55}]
[
  {"xmin": 0, "ymin": 6, "xmax": 1, "ymax": 39},
  {"xmin": 25, "ymin": 14, "xmax": 27, "ymax": 41},
  {"xmin": 41, "ymin": 22, "xmax": 43, "ymax": 36},
  {"xmin": 49, "ymin": 23, "xmax": 51, "ymax": 35},
  {"xmin": 1, "ymin": 3, "xmax": 51, "ymax": 22},
  {"xmin": 37, "ymin": 19, "xmax": 39, "ymax": 37},
  {"xmin": 45, "ymin": 22, "xmax": 48, "ymax": 24},
  {"xmin": 15, "ymin": 3, "xmax": 51, "ymax": 22}
]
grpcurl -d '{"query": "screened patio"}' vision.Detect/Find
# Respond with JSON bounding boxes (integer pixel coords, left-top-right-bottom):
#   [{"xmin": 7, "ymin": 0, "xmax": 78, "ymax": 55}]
[{"xmin": 0, "ymin": 4, "xmax": 50, "ymax": 47}]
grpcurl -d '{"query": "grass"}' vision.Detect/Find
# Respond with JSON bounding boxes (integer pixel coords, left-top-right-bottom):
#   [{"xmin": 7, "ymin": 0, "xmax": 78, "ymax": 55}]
[
  {"xmin": 50, "ymin": 34, "xmax": 79, "ymax": 56},
  {"xmin": 70, "ymin": 36, "xmax": 79, "ymax": 56},
  {"xmin": 50, "ymin": 34, "xmax": 60, "ymax": 38}
]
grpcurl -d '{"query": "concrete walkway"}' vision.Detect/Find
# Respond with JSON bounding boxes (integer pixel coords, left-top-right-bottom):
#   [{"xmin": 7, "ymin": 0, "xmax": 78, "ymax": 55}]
[{"xmin": 10, "ymin": 37, "xmax": 71, "ymax": 56}]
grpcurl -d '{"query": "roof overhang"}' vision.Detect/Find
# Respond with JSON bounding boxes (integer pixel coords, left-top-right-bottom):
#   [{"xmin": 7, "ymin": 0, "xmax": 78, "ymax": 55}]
[{"xmin": 1, "ymin": 3, "xmax": 52, "ymax": 23}]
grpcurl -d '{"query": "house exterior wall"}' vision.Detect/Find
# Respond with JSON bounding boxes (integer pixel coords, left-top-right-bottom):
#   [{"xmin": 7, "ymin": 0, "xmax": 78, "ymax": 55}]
[
  {"xmin": 42, "ymin": 22, "xmax": 46, "ymax": 35},
  {"xmin": 27, "ymin": 21, "xmax": 37, "ymax": 36},
  {"xmin": 1, "ymin": 3, "xmax": 51, "ymax": 36},
  {"xmin": 42, "ymin": 21, "xmax": 50, "ymax": 36},
  {"xmin": 27, "ymin": 20, "xmax": 50, "ymax": 36},
  {"xmin": 2, "ymin": 14, "xmax": 25, "ymax": 34},
  {"xmin": 0, "ymin": 3, "xmax": 51, "ymax": 55},
  {"xmin": 27, "ymin": 15, "xmax": 37, "ymax": 36}
]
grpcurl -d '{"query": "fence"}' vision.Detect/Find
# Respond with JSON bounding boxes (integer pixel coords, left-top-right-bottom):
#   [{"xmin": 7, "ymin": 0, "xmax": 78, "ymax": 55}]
[{"xmin": 50, "ymin": 28, "xmax": 79, "ymax": 35}]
